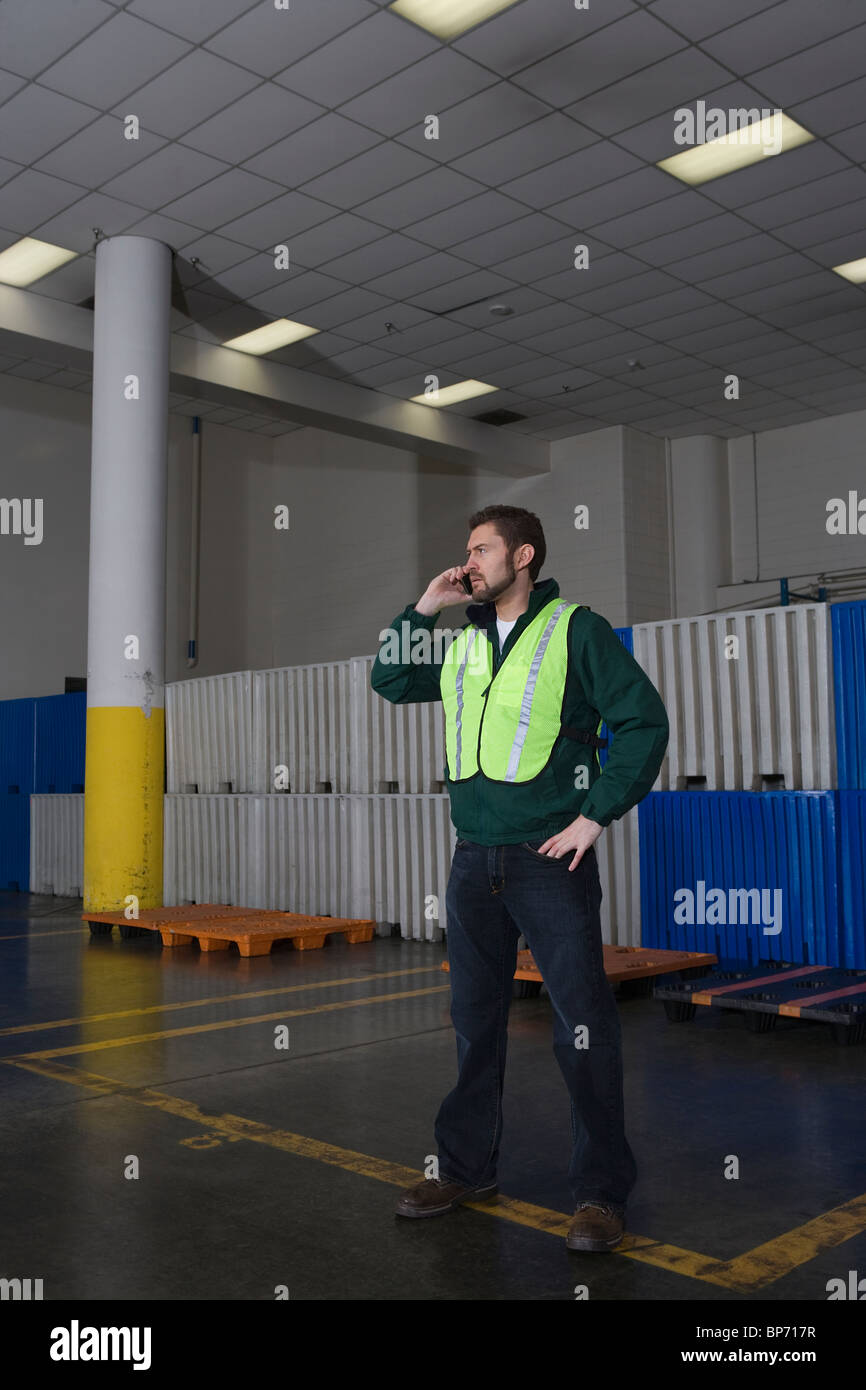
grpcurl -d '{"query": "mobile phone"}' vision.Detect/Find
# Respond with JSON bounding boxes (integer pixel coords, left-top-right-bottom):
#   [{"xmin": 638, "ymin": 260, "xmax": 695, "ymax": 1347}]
[{"xmin": 461, "ymin": 570, "xmax": 474, "ymax": 596}]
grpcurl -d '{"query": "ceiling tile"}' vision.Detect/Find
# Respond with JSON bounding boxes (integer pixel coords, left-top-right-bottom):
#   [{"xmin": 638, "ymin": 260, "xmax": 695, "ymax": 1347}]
[
  {"xmin": 780, "ymin": 195, "xmax": 866, "ymax": 249},
  {"xmin": 273, "ymin": 10, "xmax": 437, "ymax": 105},
  {"xmin": 354, "ymin": 167, "xmax": 485, "ymax": 231},
  {"xmin": 741, "ymin": 167, "xmax": 866, "ymax": 231},
  {"xmin": 501, "ymin": 142, "xmax": 641, "ymax": 211},
  {"xmin": 339, "ymin": 49, "xmax": 497, "ymax": 137},
  {"xmin": 203, "ymin": 184, "xmax": 332, "ymax": 244},
  {"xmin": 671, "ymin": 234, "xmax": 788, "ymax": 283},
  {"xmin": 750, "ymin": 23, "xmax": 866, "ymax": 105},
  {"xmin": 243, "ymin": 114, "xmax": 382, "ymax": 188},
  {"xmin": 512, "ymin": 10, "xmax": 686, "ymax": 108},
  {"xmin": 33, "ymin": 114, "xmax": 167, "ymax": 188},
  {"xmin": 407, "ymin": 268, "xmax": 515, "ymax": 313},
  {"xmin": 577, "ymin": 269, "xmax": 680, "ymax": 315},
  {"xmin": 549, "ymin": 166, "xmax": 679, "ymax": 229},
  {"xmin": 393, "ymin": 85, "xmax": 551, "ymax": 165},
  {"xmin": 400, "ymin": 190, "xmax": 527, "ymax": 251},
  {"xmin": 636, "ymin": 211, "xmax": 758, "ymax": 268},
  {"xmin": 564, "ymin": 47, "xmax": 728, "ymax": 137},
  {"xmin": 453, "ymin": 113, "xmax": 596, "ymax": 187},
  {"xmin": 0, "ymin": 84, "xmax": 100, "ymax": 165},
  {"xmin": 38, "ymin": 12, "xmax": 191, "ymax": 106},
  {"xmin": 285, "ymin": 214, "xmax": 385, "ymax": 270},
  {"xmin": 333, "ymin": 301, "xmax": 430, "ymax": 344},
  {"xmin": 299, "ymin": 142, "xmax": 433, "ymax": 209},
  {"xmin": 608, "ymin": 286, "xmax": 715, "ymax": 328},
  {"xmin": 127, "ymin": 0, "xmax": 258, "ymax": 42},
  {"xmin": 275, "ymin": 285, "xmax": 392, "ymax": 331},
  {"xmin": 648, "ymin": 0, "xmax": 790, "ymax": 43},
  {"xmin": 588, "ymin": 189, "xmax": 716, "ymax": 248},
  {"xmin": 0, "ymin": 0, "xmax": 114, "ymax": 78},
  {"xmin": 101, "ymin": 142, "xmax": 229, "ymax": 207},
  {"xmin": 317, "ymin": 230, "xmax": 427, "ymax": 281},
  {"xmin": 454, "ymin": 0, "xmax": 637, "ymax": 76},
  {"xmin": 790, "ymin": 74, "xmax": 866, "ymax": 138},
  {"xmin": 699, "ymin": 255, "xmax": 822, "ymax": 300},
  {"xmin": 699, "ymin": 141, "xmax": 849, "ymax": 211},
  {"xmin": 448, "ymin": 212, "xmax": 569, "ymax": 268},
  {"xmin": 179, "ymin": 82, "xmax": 324, "ymax": 163},
  {"xmin": 205, "ymin": 0, "xmax": 378, "ymax": 78},
  {"xmin": 110, "ymin": 51, "xmax": 262, "ymax": 141},
  {"xmin": 246, "ymin": 270, "xmax": 352, "ymax": 317},
  {"xmin": 0, "ymin": 168, "xmax": 87, "ymax": 234},
  {"xmin": 702, "ymin": 0, "xmax": 864, "ymax": 72}
]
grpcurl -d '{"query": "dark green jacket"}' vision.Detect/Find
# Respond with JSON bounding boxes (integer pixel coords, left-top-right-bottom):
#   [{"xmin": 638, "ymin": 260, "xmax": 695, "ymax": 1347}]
[{"xmin": 370, "ymin": 576, "xmax": 669, "ymax": 845}]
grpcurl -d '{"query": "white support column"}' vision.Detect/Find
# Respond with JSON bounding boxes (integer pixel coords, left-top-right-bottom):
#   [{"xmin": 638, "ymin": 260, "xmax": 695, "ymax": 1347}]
[{"xmin": 83, "ymin": 236, "xmax": 172, "ymax": 912}]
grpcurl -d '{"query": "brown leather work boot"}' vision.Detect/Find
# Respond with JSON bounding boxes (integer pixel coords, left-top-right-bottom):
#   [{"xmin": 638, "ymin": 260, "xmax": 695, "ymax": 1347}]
[
  {"xmin": 395, "ymin": 1176, "xmax": 498, "ymax": 1218},
  {"xmin": 566, "ymin": 1202, "xmax": 625, "ymax": 1251}
]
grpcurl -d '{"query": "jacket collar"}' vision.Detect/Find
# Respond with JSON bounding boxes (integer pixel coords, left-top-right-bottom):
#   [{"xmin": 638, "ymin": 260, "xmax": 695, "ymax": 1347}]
[{"xmin": 466, "ymin": 575, "xmax": 560, "ymax": 630}]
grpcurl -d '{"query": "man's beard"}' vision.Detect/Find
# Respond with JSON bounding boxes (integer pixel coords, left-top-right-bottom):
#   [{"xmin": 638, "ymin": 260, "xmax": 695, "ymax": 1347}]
[{"xmin": 475, "ymin": 560, "xmax": 516, "ymax": 603}]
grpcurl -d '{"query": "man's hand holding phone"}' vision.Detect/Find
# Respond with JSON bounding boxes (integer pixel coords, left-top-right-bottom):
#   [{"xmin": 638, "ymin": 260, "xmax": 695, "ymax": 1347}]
[{"xmin": 415, "ymin": 565, "xmax": 475, "ymax": 616}]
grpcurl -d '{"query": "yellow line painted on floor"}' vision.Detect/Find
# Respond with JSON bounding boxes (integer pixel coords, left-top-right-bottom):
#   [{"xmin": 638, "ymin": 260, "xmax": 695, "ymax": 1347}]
[
  {"xmin": 3, "ymin": 984, "xmax": 453, "ymax": 1060},
  {"xmin": 6, "ymin": 1057, "xmax": 864, "ymax": 1293},
  {"xmin": 0, "ymin": 927, "xmax": 91, "ymax": 942},
  {"xmin": 0, "ymin": 966, "xmax": 445, "ymax": 1037}
]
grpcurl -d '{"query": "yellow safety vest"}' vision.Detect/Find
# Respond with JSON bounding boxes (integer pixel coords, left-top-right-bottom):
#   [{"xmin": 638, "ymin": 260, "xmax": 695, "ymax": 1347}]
[{"xmin": 440, "ymin": 598, "xmax": 582, "ymax": 782}]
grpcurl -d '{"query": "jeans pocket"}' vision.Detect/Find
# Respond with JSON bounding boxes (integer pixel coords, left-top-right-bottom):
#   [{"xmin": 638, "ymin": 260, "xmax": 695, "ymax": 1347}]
[{"xmin": 521, "ymin": 840, "xmax": 567, "ymax": 862}]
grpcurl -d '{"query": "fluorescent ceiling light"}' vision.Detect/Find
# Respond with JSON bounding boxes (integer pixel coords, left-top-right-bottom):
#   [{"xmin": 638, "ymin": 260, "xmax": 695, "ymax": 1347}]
[
  {"xmin": 409, "ymin": 379, "xmax": 498, "ymax": 407},
  {"xmin": 0, "ymin": 236, "xmax": 78, "ymax": 286},
  {"xmin": 657, "ymin": 113, "xmax": 813, "ymax": 185},
  {"xmin": 388, "ymin": 0, "xmax": 521, "ymax": 41},
  {"xmin": 222, "ymin": 319, "xmax": 319, "ymax": 354},
  {"xmin": 832, "ymin": 257, "xmax": 866, "ymax": 284}
]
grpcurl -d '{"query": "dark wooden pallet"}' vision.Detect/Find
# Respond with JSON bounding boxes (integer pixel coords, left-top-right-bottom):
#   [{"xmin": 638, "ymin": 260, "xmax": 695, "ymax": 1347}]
[
  {"xmin": 441, "ymin": 945, "xmax": 717, "ymax": 998},
  {"xmin": 654, "ymin": 961, "xmax": 866, "ymax": 1044},
  {"xmin": 83, "ymin": 906, "xmax": 376, "ymax": 956}
]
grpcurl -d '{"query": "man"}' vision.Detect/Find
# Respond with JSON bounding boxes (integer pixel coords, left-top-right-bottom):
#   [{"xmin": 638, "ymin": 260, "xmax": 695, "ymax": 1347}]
[{"xmin": 370, "ymin": 505, "xmax": 668, "ymax": 1252}]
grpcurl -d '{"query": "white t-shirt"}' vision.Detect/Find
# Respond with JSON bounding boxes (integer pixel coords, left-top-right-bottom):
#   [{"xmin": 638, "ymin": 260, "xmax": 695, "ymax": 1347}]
[{"xmin": 496, "ymin": 616, "xmax": 518, "ymax": 650}]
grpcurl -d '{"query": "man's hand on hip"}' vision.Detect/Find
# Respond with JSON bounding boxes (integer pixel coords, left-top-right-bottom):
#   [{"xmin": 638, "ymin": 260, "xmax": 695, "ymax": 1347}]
[{"xmin": 536, "ymin": 814, "xmax": 604, "ymax": 871}]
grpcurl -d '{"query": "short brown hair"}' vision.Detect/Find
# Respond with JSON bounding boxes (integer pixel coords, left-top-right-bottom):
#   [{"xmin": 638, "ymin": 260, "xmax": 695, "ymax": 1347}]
[{"xmin": 467, "ymin": 505, "xmax": 546, "ymax": 582}]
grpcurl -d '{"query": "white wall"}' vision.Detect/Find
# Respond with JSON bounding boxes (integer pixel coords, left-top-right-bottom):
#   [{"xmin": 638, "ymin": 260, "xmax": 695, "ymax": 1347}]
[
  {"xmin": 4, "ymin": 369, "xmax": 866, "ymax": 703},
  {"xmin": 720, "ymin": 407, "xmax": 866, "ymax": 610}
]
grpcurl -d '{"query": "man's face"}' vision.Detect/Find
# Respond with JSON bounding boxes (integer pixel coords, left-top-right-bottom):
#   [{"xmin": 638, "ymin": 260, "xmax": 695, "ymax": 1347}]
[{"xmin": 465, "ymin": 523, "xmax": 529, "ymax": 602}]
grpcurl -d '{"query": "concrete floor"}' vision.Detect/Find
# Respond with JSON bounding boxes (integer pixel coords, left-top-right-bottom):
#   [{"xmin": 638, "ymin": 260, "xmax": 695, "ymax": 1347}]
[{"xmin": 1, "ymin": 891, "xmax": 864, "ymax": 1302}]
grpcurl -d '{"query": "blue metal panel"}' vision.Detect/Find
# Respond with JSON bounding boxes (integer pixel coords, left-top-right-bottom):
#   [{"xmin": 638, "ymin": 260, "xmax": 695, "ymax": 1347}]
[
  {"xmin": 0, "ymin": 698, "xmax": 35, "ymax": 794},
  {"xmin": 837, "ymin": 791, "xmax": 866, "ymax": 969},
  {"xmin": 0, "ymin": 793, "xmax": 30, "ymax": 892},
  {"xmin": 638, "ymin": 791, "xmax": 841, "ymax": 967},
  {"xmin": 831, "ymin": 600, "xmax": 866, "ymax": 789},
  {"xmin": 34, "ymin": 692, "xmax": 86, "ymax": 793},
  {"xmin": 598, "ymin": 627, "xmax": 633, "ymax": 768}
]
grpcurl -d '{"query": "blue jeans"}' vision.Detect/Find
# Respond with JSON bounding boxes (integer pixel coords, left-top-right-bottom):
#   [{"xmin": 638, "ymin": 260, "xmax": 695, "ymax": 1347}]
[{"xmin": 434, "ymin": 839, "xmax": 637, "ymax": 1213}]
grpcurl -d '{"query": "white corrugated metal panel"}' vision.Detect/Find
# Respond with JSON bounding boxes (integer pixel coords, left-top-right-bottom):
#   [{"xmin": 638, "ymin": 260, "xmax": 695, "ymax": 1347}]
[
  {"xmin": 595, "ymin": 807, "xmax": 640, "ymax": 948},
  {"xmin": 165, "ymin": 673, "xmax": 254, "ymax": 793},
  {"xmin": 254, "ymin": 793, "xmax": 354, "ymax": 915},
  {"xmin": 163, "ymin": 794, "xmax": 253, "ymax": 905},
  {"xmin": 351, "ymin": 655, "xmax": 446, "ymax": 793},
  {"xmin": 633, "ymin": 604, "xmax": 835, "ymax": 790},
  {"xmin": 359, "ymin": 793, "xmax": 454, "ymax": 941},
  {"xmin": 252, "ymin": 664, "xmax": 352, "ymax": 793},
  {"xmin": 29, "ymin": 794, "xmax": 83, "ymax": 895}
]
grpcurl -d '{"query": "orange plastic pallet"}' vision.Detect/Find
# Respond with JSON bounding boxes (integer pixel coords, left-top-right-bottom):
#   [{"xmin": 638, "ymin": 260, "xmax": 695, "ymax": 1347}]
[
  {"xmin": 441, "ymin": 945, "xmax": 717, "ymax": 983},
  {"xmin": 84, "ymin": 904, "xmax": 268, "ymax": 926},
  {"xmin": 158, "ymin": 915, "xmax": 376, "ymax": 957},
  {"xmin": 84, "ymin": 906, "xmax": 376, "ymax": 957}
]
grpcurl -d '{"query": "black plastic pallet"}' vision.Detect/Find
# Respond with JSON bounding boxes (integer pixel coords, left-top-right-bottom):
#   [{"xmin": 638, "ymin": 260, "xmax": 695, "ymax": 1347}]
[{"xmin": 653, "ymin": 960, "xmax": 866, "ymax": 1045}]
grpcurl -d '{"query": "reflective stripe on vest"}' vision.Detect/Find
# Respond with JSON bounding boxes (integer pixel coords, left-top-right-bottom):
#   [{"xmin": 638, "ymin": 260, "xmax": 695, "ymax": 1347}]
[{"xmin": 440, "ymin": 598, "xmax": 580, "ymax": 783}]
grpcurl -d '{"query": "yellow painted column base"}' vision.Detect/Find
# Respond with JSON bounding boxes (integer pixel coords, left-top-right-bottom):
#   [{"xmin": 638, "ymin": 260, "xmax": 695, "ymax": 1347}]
[{"xmin": 83, "ymin": 706, "xmax": 165, "ymax": 912}]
